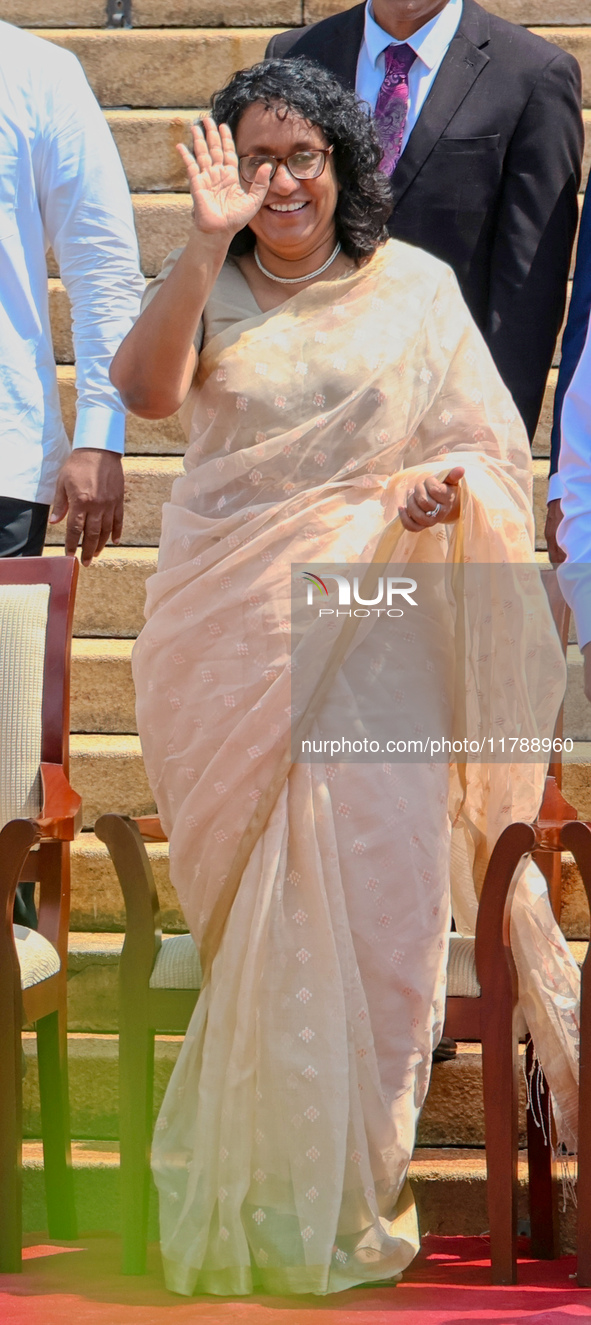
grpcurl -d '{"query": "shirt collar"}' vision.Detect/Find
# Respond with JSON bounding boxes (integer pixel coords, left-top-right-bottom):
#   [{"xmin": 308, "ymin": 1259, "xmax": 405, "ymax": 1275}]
[{"xmin": 364, "ymin": 0, "xmax": 463, "ymax": 72}]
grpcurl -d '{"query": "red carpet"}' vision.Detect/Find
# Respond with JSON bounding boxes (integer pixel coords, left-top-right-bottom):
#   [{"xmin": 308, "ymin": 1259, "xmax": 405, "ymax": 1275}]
[{"xmin": 1, "ymin": 1236, "xmax": 591, "ymax": 1323}]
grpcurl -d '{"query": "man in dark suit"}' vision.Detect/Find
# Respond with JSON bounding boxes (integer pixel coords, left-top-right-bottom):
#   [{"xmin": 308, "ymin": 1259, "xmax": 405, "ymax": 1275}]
[{"xmin": 266, "ymin": 0, "xmax": 583, "ymax": 441}]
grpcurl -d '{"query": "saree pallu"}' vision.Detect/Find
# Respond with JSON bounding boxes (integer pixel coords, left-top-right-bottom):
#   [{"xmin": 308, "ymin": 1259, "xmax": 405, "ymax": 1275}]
[{"xmin": 133, "ymin": 241, "xmax": 579, "ymax": 1295}]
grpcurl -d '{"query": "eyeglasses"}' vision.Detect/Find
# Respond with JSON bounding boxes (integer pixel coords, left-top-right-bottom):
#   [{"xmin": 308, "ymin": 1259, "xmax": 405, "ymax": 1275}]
[{"xmin": 238, "ymin": 147, "xmax": 334, "ymax": 184}]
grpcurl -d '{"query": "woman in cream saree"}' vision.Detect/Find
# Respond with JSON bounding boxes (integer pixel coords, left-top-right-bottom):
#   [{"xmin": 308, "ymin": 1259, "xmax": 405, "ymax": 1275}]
[{"xmin": 113, "ymin": 61, "xmax": 580, "ymax": 1296}]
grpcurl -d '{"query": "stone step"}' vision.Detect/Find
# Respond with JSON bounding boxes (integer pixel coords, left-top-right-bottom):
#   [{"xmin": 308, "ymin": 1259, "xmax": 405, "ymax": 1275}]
[
  {"xmin": 10, "ymin": 0, "xmax": 301, "ymax": 25},
  {"xmin": 69, "ymin": 827, "xmax": 591, "ymax": 938},
  {"xmin": 25, "ymin": 1140, "xmax": 565, "ymax": 1245},
  {"xmin": 71, "ymin": 830, "xmax": 182, "ymax": 931},
  {"xmin": 70, "ymin": 734, "xmax": 154, "ymax": 828},
  {"xmin": 44, "ymin": 545, "xmax": 157, "ymax": 636},
  {"xmin": 44, "ymin": 452, "xmax": 551, "ymax": 548},
  {"xmin": 71, "ymin": 639, "xmax": 136, "ymax": 734},
  {"xmin": 68, "ymin": 634, "xmax": 591, "ymax": 738},
  {"xmin": 20, "ymin": 1031, "xmax": 527, "ymax": 1147},
  {"xmin": 306, "ymin": 0, "xmax": 589, "ymax": 21},
  {"xmin": 34, "ymin": 29, "xmax": 280, "ymax": 108},
  {"xmin": 100, "ymin": 107, "xmax": 591, "ymax": 194},
  {"xmin": 35, "ymin": 28, "xmax": 591, "ymax": 109},
  {"xmin": 565, "ymin": 643, "xmax": 591, "ymax": 742},
  {"xmin": 564, "ymin": 743, "xmax": 591, "ymax": 819},
  {"xmin": 9, "ymin": 0, "xmax": 590, "ymax": 25},
  {"xmin": 106, "ymin": 109, "xmax": 198, "ymax": 194},
  {"xmin": 65, "ymin": 729, "xmax": 591, "ymax": 828},
  {"xmin": 45, "ymin": 546, "xmax": 575, "ymax": 640},
  {"xmin": 532, "ymin": 368, "xmax": 556, "ymax": 459},
  {"xmin": 57, "ymin": 366, "xmax": 185, "ymax": 454},
  {"xmin": 46, "ymin": 456, "xmax": 181, "ymax": 547},
  {"xmin": 13, "ymin": 0, "xmax": 590, "ymax": 27}
]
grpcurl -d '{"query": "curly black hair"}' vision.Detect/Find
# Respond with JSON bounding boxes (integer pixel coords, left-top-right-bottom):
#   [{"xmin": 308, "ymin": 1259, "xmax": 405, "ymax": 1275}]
[{"xmin": 210, "ymin": 57, "xmax": 392, "ymax": 263}]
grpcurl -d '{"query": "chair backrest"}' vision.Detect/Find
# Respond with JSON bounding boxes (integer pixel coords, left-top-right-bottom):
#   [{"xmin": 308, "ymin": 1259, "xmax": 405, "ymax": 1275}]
[{"xmin": 0, "ymin": 558, "xmax": 78, "ymax": 830}]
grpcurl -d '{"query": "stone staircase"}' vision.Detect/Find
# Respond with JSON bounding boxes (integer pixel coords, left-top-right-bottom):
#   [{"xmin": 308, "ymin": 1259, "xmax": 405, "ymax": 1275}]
[{"xmin": 6, "ymin": 0, "xmax": 591, "ymax": 1246}]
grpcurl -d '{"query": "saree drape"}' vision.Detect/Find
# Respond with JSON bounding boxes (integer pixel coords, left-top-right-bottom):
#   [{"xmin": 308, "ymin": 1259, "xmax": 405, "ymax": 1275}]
[{"xmin": 133, "ymin": 241, "xmax": 579, "ymax": 1296}]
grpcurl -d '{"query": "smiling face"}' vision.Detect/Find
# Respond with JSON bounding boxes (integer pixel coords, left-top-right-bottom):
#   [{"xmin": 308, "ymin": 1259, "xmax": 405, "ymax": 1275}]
[{"xmin": 234, "ymin": 101, "xmax": 339, "ymax": 263}]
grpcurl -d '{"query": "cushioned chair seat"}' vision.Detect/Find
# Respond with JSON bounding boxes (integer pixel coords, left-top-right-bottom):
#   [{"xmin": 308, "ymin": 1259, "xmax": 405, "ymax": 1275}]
[
  {"xmin": 14, "ymin": 925, "xmax": 61, "ymax": 991},
  {"xmin": 149, "ymin": 934, "xmax": 202, "ymax": 990},
  {"xmin": 148, "ymin": 933, "xmax": 475, "ymax": 997},
  {"xmin": 446, "ymin": 933, "xmax": 480, "ymax": 998}
]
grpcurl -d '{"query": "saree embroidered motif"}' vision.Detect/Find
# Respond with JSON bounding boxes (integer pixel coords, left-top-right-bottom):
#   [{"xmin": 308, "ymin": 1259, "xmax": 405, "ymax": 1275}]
[{"xmin": 133, "ymin": 241, "xmax": 579, "ymax": 1296}]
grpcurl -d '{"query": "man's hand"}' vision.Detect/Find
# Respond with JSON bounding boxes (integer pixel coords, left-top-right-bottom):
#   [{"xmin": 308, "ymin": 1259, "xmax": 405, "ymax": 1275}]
[
  {"xmin": 545, "ymin": 499, "xmax": 565, "ymax": 565},
  {"xmin": 49, "ymin": 448, "xmax": 124, "ymax": 567}
]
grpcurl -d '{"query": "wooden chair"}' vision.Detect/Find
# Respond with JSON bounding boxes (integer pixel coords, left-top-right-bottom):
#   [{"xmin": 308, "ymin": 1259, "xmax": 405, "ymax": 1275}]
[
  {"xmin": 443, "ymin": 566, "xmax": 574, "ymax": 1283},
  {"xmin": 96, "ymin": 567, "xmax": 577, "ymax": 1281},
  {"xmin": 0, "ymin": 557, "xmax": 82, "ymax": 1272},
  {"xmin": 95, "ymin": 812, "xmax": 197, "ymax": 1275}
]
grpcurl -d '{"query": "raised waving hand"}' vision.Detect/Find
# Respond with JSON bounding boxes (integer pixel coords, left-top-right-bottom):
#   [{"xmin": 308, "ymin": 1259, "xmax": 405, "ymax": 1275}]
[{"xmin": 177, "ymin": 116, "xmax": 272, "ymax": 239}]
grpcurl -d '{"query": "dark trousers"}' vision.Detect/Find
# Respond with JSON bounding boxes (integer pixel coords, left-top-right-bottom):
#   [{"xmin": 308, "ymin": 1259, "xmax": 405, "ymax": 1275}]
[
  {"xmin": 0, "ymin": 493, "xmax": 50, "ymax": 558},
  {"xmin": 0, "ymin": 494, "xmax": 51, "ymax": 927}
]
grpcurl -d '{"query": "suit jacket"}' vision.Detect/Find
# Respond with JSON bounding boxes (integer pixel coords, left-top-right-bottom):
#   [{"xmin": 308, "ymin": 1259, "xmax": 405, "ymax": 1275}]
[
  {"xmin": 266, "ymin": 1, "xmax": 583, "ymax": 439},
  {"xmin": 551, "ymin": 184, "xmax": 591, "ymax": 478}
]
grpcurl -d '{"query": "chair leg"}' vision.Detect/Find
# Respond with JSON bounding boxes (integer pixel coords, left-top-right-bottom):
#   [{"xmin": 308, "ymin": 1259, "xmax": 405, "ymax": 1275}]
[
  {"xmin": 36, "ymin": 1009, "xmax": 77, "ymax": 1239},
  {"xmin": 525, "ymin": 1038, "xmax": 559, "ymax": 1258},
  {"xmin": 481, "ymin": 1005, "xmax": 519, "ymax": 1284},
  {"xmin": 0, "ymin": 820, "xmax": 38, "ymax": 1272},
  {"xmin": 119, "ymin": 1006, "xmax": 155, "ymax": 1275},
  {"xmin": 0, "ymin": 969, "xmax": 23, "ymax": 1272}
]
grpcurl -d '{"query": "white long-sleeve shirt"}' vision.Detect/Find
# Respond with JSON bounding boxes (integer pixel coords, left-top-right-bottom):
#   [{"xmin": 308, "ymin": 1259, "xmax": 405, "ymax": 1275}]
[
  {"xmin": 356, "ymin": 0, "xmax": 463, "ymax": 155},
  {"xmin": 0, "ymin": 22, "xmax": 144, "ymax": 505},
  {"xmin": 556, "ymin": 316, "xmax": 591, "ymax": 646}
]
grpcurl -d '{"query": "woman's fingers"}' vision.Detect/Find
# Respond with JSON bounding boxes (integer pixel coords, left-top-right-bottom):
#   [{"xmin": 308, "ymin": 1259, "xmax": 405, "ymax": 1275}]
[
  {"xmin": 246, "ymin": 161, "xmax": 273, "ymax": 209},
  {"xmin": 444, "ymin": 465, "xmax": 465, "ymax": 488},
  {"xmin": 398, "ymin": 504, "xmax": 428, "ymax": 532},
  {"xmin": 399, "ymin": 467, "xmax": 465, "ymax": 532},
  {"xmin": 218, "ymin": 121, "xmax": 239, "ymax": 168},
  {"xmin": 405, "ymin": 491, "xmax": 439, "ymax": 525},
  {"xmin": 200, "ymin": 115, "xmax": 225, "ymax": 165},
  {"xmin": 190, "ymin": 122, "xmax": 212, "ymax": 171}
]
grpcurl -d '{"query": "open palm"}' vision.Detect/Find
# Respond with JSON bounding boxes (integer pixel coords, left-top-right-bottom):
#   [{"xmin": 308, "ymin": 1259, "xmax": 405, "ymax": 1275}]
[{"xmin": 178, "ymin": 117, "xmax": 272, "ymax": 238}]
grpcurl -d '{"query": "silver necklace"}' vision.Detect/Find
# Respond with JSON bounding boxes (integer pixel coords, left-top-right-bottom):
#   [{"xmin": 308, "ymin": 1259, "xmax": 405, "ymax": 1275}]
[{"xmin": 254, "ymin": 240, "xmax": 342, "ymax": 285}]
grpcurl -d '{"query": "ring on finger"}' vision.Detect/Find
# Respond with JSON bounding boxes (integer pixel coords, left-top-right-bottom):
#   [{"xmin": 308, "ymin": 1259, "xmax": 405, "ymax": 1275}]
[{"xmin": 425, "ymin": 502, "xmax": 442, "ymax": 519}]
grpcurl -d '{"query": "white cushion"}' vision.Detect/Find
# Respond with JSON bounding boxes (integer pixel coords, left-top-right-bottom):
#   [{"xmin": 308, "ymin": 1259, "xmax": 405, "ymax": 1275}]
[
  {"xmin": 149, "ymin": 934, "xmax": 201, "ymax": 990},
  {"xmin": 14, "ymin": 925, "xmax": 60, "ymax": 990},
  {"xmin": 446, "ymin": 933, "xmax": 480, "ymax": 998},
  {"xmin": 145, "ymin": 931, "xmax": 513, "ymax": 1002},
  {"xmin": 0, "ymin": 584, "xmax": 49, "ymax": 830}
]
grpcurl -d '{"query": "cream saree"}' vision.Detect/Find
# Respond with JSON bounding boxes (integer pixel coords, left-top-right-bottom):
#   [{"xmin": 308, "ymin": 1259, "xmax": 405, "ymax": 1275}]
[{"xmin": 133, "ymin": 240, "xmax": 580, "ymax": 1296}]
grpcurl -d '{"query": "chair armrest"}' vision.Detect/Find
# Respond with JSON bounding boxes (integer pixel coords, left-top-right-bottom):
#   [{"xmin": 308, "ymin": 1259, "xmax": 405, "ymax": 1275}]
[
  {"xmin": 37, "ymin": 763, "xmax": 83, "ymax": 840},
  {"xmin": 134, "ymin": 815, "xmax": 168, "ymax": 843},
  {"xmin": 95, "ymin": 813, "xmax": 162, "ymax": 982},
  {"xmin": 0, "ymin": 819, "xmax": 40, "ymax": 919},
  {"xmin": 533, "ymin": 775, "xmax": 578, "ymax": 850}
]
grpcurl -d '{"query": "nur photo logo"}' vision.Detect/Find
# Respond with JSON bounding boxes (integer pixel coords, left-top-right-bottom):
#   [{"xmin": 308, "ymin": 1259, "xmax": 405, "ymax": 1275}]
[{"xmin": 299, "ymin": 569, "xmax": 418, "ymax": 617}]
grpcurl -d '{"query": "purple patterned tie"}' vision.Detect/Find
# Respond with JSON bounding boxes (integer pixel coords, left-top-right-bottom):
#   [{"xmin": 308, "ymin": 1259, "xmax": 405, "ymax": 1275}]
[{"xmin": 374, "ymin": 43, "xmax": 416, "ymax": 175}]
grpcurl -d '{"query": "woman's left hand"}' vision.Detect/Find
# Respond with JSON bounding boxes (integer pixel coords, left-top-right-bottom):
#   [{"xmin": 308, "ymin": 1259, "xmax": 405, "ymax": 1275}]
[{"xmin": 399, "ymin": 466, "xmax": 465, "ymax": 532}]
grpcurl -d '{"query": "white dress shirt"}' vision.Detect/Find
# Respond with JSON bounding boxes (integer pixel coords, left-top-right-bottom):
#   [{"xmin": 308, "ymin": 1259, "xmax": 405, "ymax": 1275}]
[
  {"xmin": 356, "ymin": 0, "xmax": 463, "ymax": 154},
  {"xmin": 0, "ymin": 23, "xmax": 144, "ymax": 505},
  {"xmin": 556, "ymin": 318, "xmax": 591, "ymax": 647}
]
